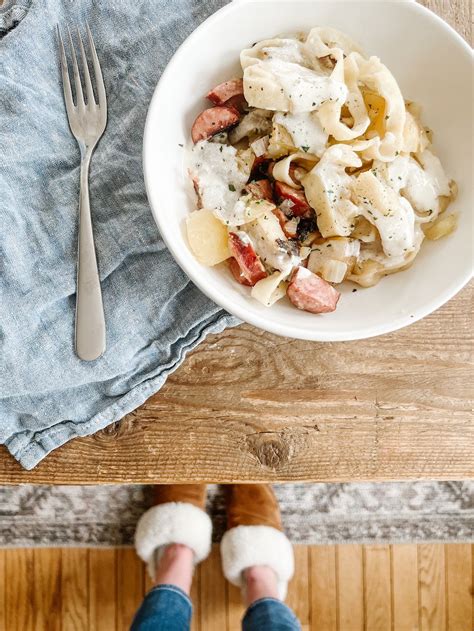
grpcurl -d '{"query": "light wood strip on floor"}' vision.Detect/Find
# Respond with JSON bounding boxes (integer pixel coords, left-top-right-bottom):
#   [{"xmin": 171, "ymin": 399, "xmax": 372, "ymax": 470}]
[
  {"xmin": 287, "ymin": 545, "xmax": 310, "ymax": 626},
  {"xmin": 0, "ymin": 544, "xmax": 472, "ymax": 630},
  {"xmin": 364, "ymin": 544, "xmax": 392, "ymax": 631},
  {"xmin": 445, "ymin": 543, "xmax": 473, "ymax": 631},
  {"xmin": 33, "ymin": 548, "xmax": 62, "ymax": 631},
  {"xmin": 5, "ymin": 548, "xmax": 35, "ymax": 631},
  {"xmin": 337, "ymin": 544, "xmax": 365, "ymax": 631},
  {"xmin": 419, "ymin": 543, "xmax": 447, "ymax": 630},
  {"xmin": 89, "ymin": 549, "xmax": 117, "ymax": 631},
  {"xmin": 392, "ymin": 543, "xmax": 419, "ymax": 631},
  {"xmin": 116, "ymin": 548, "xmax": 143, "ymax": 631},
  {"xmin": 200, "ymin": 545, "xmax": 227, "ymax": 631},
  {"xmin": 61, "ymin": 548, "xmax": 88, "ymax": 631},
  {"xmin": 310, "ymin": 545, "xmax": 337, "ymax": 631}
]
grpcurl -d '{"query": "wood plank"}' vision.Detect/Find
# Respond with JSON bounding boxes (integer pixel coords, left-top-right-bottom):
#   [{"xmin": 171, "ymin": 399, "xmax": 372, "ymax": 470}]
[
  {"xmin": 286, "ymin": 545, "xmax": 310, "ymax": 625},
  {"xmin": 190, "ymin": 563, "xmax": 202, "ymax": 631},
  {"xmin": 0, "ymin": 549, "xmax": 5, "ymax": 631},
  {"xmin": 337, "ymin": 544, "xmax": 364, "ymax": 631},
  {"xmin": 33, "ymin": 549, "xmax": 62, "ymax": 631},
  {"xmin": 0, "ymin": 283, "xmax": 472, "ymax": 485},
  {"xmin": 4, "ymin": 548, "xmax": 34, "ymax": 631},
  {"xmin": 309, "ymin": 545, "xmax": 337, "ymax": 631},
  {"xmin": 364, "ymin": 544, "xmax": 392, "ymax": 631},
  {"xmin": 116, "ymin": 548, "xmax": 144, "ymax": 631},
  {"xmin": 88, "ymin": 549, "xmax": 116, "ymax": 631},
  {"xmin": 226, "ymin": 582, "xmax": 244, "ymax": 631},
  {"xmin": 200, "ymin": 545, "xmax": 226, "ymax": 631},
  {"xmin": 391, "ymin": 544, "xmax": 419, "ymax": 631},
  {"xmin": 419, "ymin": 544, "xmax": 446, "ymax": 631},
  {"xmin": 420, "ymin": 0, "xmax": 471, "ymax": 43},
  {"xmin": 445, "ymin": 544, "xmax": 473, "ymax": 631},
  {"xmin": 61, "ymin": 548, "xmax": 88, "ymax": 631}
]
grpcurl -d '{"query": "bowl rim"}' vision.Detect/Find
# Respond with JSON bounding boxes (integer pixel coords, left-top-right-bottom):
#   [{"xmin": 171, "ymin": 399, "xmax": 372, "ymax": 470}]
[{"xmin": 143, "ymin": 0, "xmax": 473, "ymax": 341}]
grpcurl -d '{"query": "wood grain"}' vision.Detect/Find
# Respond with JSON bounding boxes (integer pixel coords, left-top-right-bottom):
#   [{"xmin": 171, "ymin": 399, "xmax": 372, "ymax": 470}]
[
  {"xmin": 1, "ymin": 283, "xmax": 472, "ymax": 484},
  {"xmin": 419, "ymin": 543, "xmax": 446, "ymax": 630},
  {"xmin": 286, "ymin": 545, "xmax": 310, "ymax": 625},
  {"xmin": 0, "ymin": 550, "xmax": 5, "ymax": 631},
  {"xmin": 420, "ymin": 0, "xmax": 472, "ymax": 43},
  {"xmin": 116, "ymin": 549, "xmax": 143, "ymax": 631},
  {"xmin": 337, "ymin": 544, "xmax": 364, "ymax": 631},
  {"xmin": 1, "ymin": 543, "xmax": 473, "ymax": 630},
  {"xmin": 392, "ymin": 544, "xmax": 419, "ymax": 631},
  {"xmin": 61, "ymin": 549, "xmax": 88, "ymax": 631},
  {"xmin": 364, "ymin": 545, "xmax": 392, "ymax": 631},
  {"xmin": 33, "ymin": 549, "xmax": 62, "ymax": 631},
  {"xmin": 445, "ymin": 543, "xmax": 473, "ymax": 630},
  {"xmin": 200, "ymin": 546, "xmax": 227, "ymax": 631},
  {"xmin": 88, "ymin": 549, "xmax": 117, "ymax": 631},
  {"xmin": 4, "ymin": 549, "xmax": 34, "ymax": 631},
  {"xmin": 309, "ymin": 545, "xmax": 337, "ymax": 631}
]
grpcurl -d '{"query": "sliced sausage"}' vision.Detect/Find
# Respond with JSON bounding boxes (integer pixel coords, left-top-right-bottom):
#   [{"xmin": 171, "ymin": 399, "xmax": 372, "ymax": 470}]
[
  {"xmin": 274, "ymin": 181, "xmax": 313, "ymax": 217},
  {"xmin": 228, "ymin": 232, "xmax": 267, "ymax": 286},
  {"xmin": 228, "ymin": 257, "xmax": 253, "ymax": 286},
  {"xmin": 207, "ymin": 79, "xmax": 244, "ymax": 105},
  {"xmin": 245, "ymin": 179, "xmax": 274, "ymax": 202},
  {"xmin": 272, "ymin": 208, "xmax": 298, "ymax": 238},
  {"xmin": 287, "ymin": 267, "xmax": 340, "ymax": 314},
  {"xmin": 191, "ymin": 105, "xmax": 240, "ymax": 144}
]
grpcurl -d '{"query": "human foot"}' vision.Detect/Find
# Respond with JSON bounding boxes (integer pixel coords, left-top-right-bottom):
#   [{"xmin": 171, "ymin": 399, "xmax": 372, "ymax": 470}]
[
  {"xmin": 135, "ymin": 484, "xmax": 211, "ymax": 585},
  {"xmin": 220, "ymin": 484, "xmax": 294, "ymax": 601}
]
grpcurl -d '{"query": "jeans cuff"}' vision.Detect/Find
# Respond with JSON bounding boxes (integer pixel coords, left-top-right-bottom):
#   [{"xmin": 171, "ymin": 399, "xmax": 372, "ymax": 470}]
[{"xmin": 147, "ymin": 584, "xmax": 193, "ymax": 609}]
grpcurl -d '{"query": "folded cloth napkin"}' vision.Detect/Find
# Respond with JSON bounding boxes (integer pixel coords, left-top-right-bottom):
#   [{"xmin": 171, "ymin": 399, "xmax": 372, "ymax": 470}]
[{"xmin": 0, "ymin": 0, "xmax": 237, "ymax": 469}]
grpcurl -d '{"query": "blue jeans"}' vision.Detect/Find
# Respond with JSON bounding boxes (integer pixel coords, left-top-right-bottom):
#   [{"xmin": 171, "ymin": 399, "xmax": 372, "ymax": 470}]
[{"xmin": 131, "ymin": 585, "xmax": 301, "ymax": 631}]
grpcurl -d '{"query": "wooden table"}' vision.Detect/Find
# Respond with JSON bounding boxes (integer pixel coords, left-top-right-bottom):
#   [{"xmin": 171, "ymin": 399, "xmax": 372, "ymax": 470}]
[{"xmin": 1, "ymin": 0, "xmax": 471, "ymax": 484}]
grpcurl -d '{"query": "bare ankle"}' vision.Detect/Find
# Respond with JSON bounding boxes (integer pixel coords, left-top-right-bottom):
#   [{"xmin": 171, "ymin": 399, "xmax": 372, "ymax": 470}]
[
  {"xmin": 155, "ymin": 543, "xmax": 194, "ymax": 595},
  {"xmin": 243, "ymin": 565, "xmax": 279, "ymax": 606}
]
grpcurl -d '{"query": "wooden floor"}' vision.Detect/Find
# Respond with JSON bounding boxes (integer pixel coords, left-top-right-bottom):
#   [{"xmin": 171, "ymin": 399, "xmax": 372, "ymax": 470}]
[{"xmin": 0, "ymin": 544, "xmax": 472, "ymax": 630}]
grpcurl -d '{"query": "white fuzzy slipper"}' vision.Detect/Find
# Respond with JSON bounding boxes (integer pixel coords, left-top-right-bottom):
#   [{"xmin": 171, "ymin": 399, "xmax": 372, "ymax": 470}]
[
  {"xmin": 221, "ymin": 525, "xmax": 294, "ymax": 600},
  {"xmin": 135, "ymin": 502, "xmax": 212, "ymax": 579}
]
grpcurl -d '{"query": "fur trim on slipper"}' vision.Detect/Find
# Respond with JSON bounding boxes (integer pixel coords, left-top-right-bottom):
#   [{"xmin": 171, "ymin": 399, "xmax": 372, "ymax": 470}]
[
  {"xmin": 220, "ymin": 525, "xmax": 294, "ymax": 600},
  {"xmin": 135, "ymin": 502, "xmax": 212, "ymax": 578}
]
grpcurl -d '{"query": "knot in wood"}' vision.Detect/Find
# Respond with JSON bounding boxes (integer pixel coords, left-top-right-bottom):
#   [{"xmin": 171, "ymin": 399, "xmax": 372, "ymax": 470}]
[{"xmin": 246, "ymin": 432, "xmax": 291, "ymax": 471}]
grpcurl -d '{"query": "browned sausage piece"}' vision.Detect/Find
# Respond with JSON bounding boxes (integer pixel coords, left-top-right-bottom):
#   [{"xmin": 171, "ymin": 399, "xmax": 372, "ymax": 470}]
[
  {"xmin": 207, "ymin": 79, "xmax": 244, "ymax": 105},
  {"xmin": 191, "ymin": 105, "xmax": 241, "ymax": 143},
  {"xmin": 287, "ymin": 267, "xmax": 340, "ymax": 314}
]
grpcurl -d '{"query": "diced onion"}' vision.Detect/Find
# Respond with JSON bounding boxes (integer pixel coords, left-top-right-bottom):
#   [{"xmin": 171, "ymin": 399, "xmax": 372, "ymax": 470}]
[
  {"xmin": 321, "ymin": 259, "xmax": 348, "ymax": 283},
  {"xmin": 250, "ymin": 135, "xmax": 270, "ymax": 158}
]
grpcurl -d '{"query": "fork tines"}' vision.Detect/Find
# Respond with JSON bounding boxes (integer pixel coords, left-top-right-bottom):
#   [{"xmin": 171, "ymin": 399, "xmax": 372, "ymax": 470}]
[{"xmin": 57, "ymin": 23, "xmax": 106, "ymax": 113}]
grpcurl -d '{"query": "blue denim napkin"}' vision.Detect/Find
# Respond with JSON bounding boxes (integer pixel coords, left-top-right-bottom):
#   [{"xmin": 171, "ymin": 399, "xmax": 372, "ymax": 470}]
[{"xmin": 0, "ymin": 0, "xmax": 236, "ymax": 469}]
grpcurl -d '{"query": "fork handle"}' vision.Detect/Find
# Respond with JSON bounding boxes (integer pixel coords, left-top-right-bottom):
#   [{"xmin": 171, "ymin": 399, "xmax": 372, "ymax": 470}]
[{"xmin": 75, "ymin": 152, "xmax": 106, "ymax": 361}]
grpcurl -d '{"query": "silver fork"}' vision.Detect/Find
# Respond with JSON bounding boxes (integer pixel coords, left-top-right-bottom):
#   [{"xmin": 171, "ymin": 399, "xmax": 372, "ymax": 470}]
[{"xmin": 58, "ymin": 24, "xmax": 107, "ymax": 361}]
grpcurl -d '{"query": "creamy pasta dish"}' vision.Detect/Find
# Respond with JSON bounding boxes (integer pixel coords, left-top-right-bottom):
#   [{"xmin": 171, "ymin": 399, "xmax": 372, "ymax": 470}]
[{"xmin": 186, "ymin": 27, "xmax": 457, "ymax": 314}]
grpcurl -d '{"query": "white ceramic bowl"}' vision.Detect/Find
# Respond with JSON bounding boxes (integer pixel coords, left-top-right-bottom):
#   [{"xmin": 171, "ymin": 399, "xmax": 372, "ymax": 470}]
[{"xmin": 143, "ymin": 0, "xmax": 473, "ymax": 341}]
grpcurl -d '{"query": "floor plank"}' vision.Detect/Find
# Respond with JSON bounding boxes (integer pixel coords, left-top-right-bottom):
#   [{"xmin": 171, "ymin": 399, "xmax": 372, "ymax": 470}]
[
  {"xmin": 88, "ymin": 549, "xmax": 116, "ymax": 631},
  {"xmin": 190, "ymin": 563, "xmax": 202, "ymax": 631},
  {"xmin": 286, "ymin": 545, "xmax": 310, "ymax": 626},
  {"xmin": 364, "ymin": 544, "xmax": 392, "ymax": 631},
  {"xmin": 1, "ymin": 543, "xmax": 472, "ymax": 630},
  {"xmin": 33, "ymin": 549, "xmax": 62, "ymax": 631},
  {"xmin": 445, "ymin": 544, "xmax": 473, "ymax": 631},
  {"xmin": 61, "ymin": 548, "xmax": 89, "ymax": 631},
  {"xmin": 116, "ymin": 548, "xmax": 144, "ymax": 631},
  {"xmin": 309, "ymin": 545, "xmax": 337, "ymax": 631},
  {"xmin": 4, "ymin": 548, "xmax": 35, "ymax": 631},
  {"xmin": 226, "ymin": 581, "xmax": 244, "ymax": 631},
  {"xmin": 419, "ymin": 543, "xmax": 446, "ymax": 631},
  {"xmin": 391, "ymin": 544, "xmax": 419, "ymax": 631},
  {"xmin": 200, "ymin": 546, "xmax": 227, "ymax": 631},
  {"xmin": 0, "ymin": 549, "xmax": 5, "ymax": 631},
  {"xmin": 337, "ymin": 544, "xmax": 364, "ymax": 631}
]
